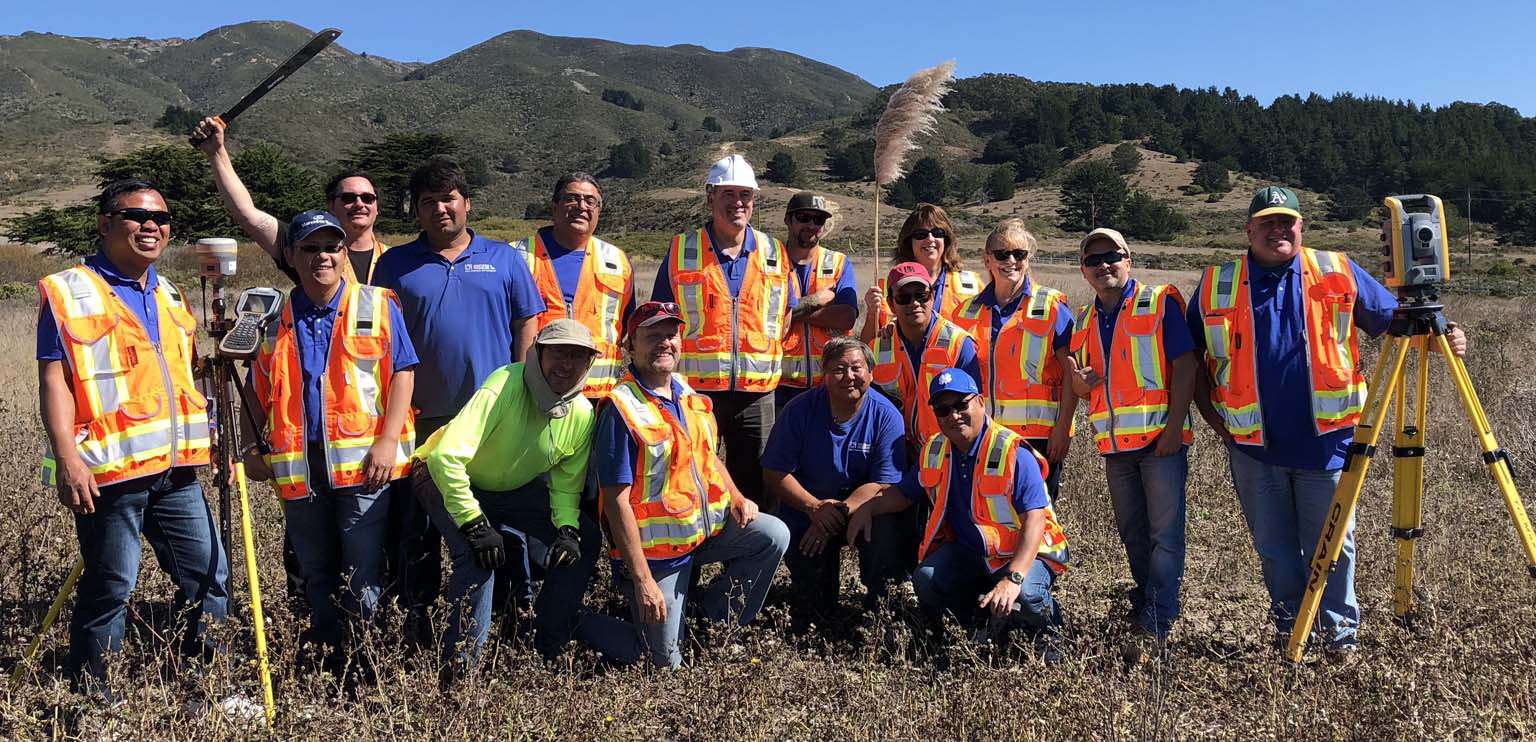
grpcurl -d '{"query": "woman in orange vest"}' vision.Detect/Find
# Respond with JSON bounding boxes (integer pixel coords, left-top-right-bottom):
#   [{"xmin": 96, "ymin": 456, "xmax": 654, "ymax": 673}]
[
  {"xmin": 952, "ymin": 218, "xmax": 1077, "ymax": 500},
  {"xmin": 246, "ymin": 210, "xmax": 418, "ymax": 667},
  {"xmin": 37, "ymin": 179, "xmax": 227, "ymax": 701},
  {"xmin": 860, "ymin": 203, "xmax": 982, "ymax": 344}
]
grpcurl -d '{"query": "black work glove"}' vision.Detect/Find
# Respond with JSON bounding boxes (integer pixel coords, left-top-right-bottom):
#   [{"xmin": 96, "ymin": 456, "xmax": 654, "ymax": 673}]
[
  {"xmin": 460, "ymin": 515, "xmax": 505, "ymax": 571},
  {"xmin": 547, "ymin": 525, "xmax": 582, "ymax": 569}
]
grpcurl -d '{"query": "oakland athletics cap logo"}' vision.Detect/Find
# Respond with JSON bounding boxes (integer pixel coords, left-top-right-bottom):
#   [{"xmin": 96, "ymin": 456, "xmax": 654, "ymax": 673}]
[{"xmin": 1269, "ymin": 190, "xmax": 1287, "ymax": 205}]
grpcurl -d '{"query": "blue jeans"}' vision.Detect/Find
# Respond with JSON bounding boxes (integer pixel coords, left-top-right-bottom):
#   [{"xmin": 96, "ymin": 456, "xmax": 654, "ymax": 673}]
[
  {"xmin": 68, "ymin": 467, "xmax": 229, "ymax": 693},
  {"xmin": 1227, "ymin": 445, "xmax": 1359, "ymax": 648},
  {"xmin": 1104, "ymin": 446, "xmax": 1188, "ymax": 637},
  {"xmin": 777, "ymin": 502, "xmax": 917, "ymax": 616},
  {"xmin": 281, "ymin": 485, "xmax": 388, "ymax": 648},
  {"xmin": 585, "ymin": 514, "xmax": 790, "ymax": 669},
  {"xmin": 911, "ymin": 542, "xmax": 1060, "ymax": 631},
  {"xmin": 416, "ymin": 469, "xmax": 600, "ymax": 664}
]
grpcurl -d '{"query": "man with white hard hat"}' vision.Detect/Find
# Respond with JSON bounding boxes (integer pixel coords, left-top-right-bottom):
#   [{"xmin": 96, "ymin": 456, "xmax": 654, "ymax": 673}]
[{"xmin": 651, "ymin": 154, "xmax": 798, "ymax": 510}]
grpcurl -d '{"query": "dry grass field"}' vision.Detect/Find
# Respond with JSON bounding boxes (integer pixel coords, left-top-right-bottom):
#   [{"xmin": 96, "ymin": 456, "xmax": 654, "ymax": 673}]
[{"xmin": 1, "ymin": 244, "xmax": 1534, "ymax": 739}]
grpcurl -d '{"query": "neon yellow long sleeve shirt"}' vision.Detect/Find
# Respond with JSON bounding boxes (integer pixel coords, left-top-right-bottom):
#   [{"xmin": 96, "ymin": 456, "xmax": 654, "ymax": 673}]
[{"xmin": 413, "ymin": 363, "xmax": 594, "ymax": 529}]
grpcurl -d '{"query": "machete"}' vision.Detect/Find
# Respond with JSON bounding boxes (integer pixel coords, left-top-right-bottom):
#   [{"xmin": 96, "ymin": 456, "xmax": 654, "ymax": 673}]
[{"xmin": 201, "ymin": 27, "xmax": 342, "ymax": 133}]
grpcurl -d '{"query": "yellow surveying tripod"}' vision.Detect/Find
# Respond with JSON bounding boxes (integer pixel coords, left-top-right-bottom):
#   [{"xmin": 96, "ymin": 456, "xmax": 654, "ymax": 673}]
[{"xmin": 1285, "ymin": 196, "xmax": 1536, "ymax": 662}]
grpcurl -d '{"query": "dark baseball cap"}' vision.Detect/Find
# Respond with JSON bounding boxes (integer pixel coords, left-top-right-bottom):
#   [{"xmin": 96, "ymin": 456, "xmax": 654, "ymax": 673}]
[
  {"xmin": 289, "ymin": 209, "xmax": 344, "ymax": 243},
  {"xmin": 626, "ymin": 300, "xmax": 683, "ymax": 338},
  {"xmin": 785, "ymin": 191, "xmax": 832, "ymax": 217}
]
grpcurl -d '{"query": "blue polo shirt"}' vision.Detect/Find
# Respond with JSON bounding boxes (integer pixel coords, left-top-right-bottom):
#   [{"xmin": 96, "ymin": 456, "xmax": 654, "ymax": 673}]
[
  {"xmin": 974, "ymin": 279, "xmax": 1074, "ymax": 351},
  {"xmin": 900, "ymin": 314, "xmax": 982, "ymax": 389},
  {"xmin": 1093, "ymin": 278, "xmax": 1194, "ymax": 363},
  {"xmin": 594, "ymin": 369, "xmax": 693, "ymax": 570},
  {"xmin": 898, "ymin": 423, "xmax": 1049, "ymax": 562},
  {"xmin": 37, "ymin": 251, "xmax": 162, "ymax": 361},
  {"xmin": 371, "ymin": 230, "xmax": 546, "ymax": 419},
  {"xmin": 1187, "ymin": 252, "xmax": 1397, "ymax": 470},
  {"xmin": 287, "ymin": 281, "xmax": 418, "ymax": 445},
  {"xmin": 761, "ymin": 386, "xmax": 906, "ymax": 538}
]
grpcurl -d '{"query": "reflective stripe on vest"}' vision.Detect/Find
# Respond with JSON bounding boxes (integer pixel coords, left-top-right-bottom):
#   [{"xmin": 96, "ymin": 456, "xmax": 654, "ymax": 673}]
[
  {"xmin": 871, "ymin": 318, "xmax": 972, "ymax": 445},
  {"xmin": 1070, "ymin": 283, "xmax": 1192, "ymax": 455},
  {"xmin": 1197, "ymin": 248, "xmax": 1365, "ymax": 446},
  {"xmin": 38, "ymin": 266, "xmax": 210, "ymax": 487},
  {"xmin": 603, "ymin": 374, "xmax": 731, "ymax": 559},
  {"xmin": 916, "ymin": 424, "xmax": 1069, "ymax": 573},
  {"xmin": 668, "ymin": 227, "xmax": 791, "ymax": 392},
  {"xmin": 954, "ymin": 284, "xmax": 1069, "ymax": 439},
  {"xmin": 514, "ymin": 233, "xmax": 632, "ymax": 398},
  {"xmin": 255, "ymin": 283, "xmax": 416, "ymax": 499},
  {"xmin": 781, "ymin": 246, "xmax": 850, "ymax": 388}
]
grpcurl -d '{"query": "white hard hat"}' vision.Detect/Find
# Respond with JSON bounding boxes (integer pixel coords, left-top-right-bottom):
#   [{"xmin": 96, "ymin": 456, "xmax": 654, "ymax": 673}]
[{"xmin": 705, "ymin": 154, "xmax": 758, "ymax": 190}]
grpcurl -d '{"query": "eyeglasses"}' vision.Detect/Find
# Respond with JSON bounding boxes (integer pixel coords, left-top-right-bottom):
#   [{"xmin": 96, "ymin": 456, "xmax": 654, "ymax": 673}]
[
  {"xmin": 792, "ymin": 212, "xmax": 828, "ymax": 226},
  {"xmin": 336, "ymin": 192, "xmax": 378, "ymax": 205},
  {"xmin": 107, "ymin": 208, "xmax": 172, "ymax": 226},
  {"xmin": 930, "ymin": 394, "xmax": 976, "ymax": 417},
  {"xmin": 909, "ymin": 227, "xmax": 947, "ymax": 241},
  {"xmin": 297, "ymin": 243, "xmax": 345, "ymax": 254},
  {"xmin": 990, "ymin": 249, "xmax": 1029, "ymax": 263},
  {"xmin": 557, "ymin": 193, "xmax": 602, "ymax": 208},
  {"xmin": 892, "ymin": 289, "xmax": 932, "ymax": 306},
  {"xmin": 1082, "ymin": 251, "xmax": 1129, "ymax": 268}
]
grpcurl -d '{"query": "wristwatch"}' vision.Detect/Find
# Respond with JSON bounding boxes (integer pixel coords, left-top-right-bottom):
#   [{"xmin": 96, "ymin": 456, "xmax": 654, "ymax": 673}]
[{"xmin": 1007, "ymin": 570, "xmax": 1026, "ymax": 585}]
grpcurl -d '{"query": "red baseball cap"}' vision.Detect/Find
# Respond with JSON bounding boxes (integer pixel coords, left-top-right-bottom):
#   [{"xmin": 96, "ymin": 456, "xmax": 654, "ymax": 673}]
[
  {"xmin": 626, "ymin": 300, "xmax": 684, "ymax": 339},
  {"xmin": 886, "ymin": 262, "xmax": 933, "ymax": 294}
]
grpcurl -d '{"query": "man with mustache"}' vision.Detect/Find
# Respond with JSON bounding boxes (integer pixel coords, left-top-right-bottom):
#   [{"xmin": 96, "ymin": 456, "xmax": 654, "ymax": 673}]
[
  {"xmin": 871, "ymin": 262, "xmax": 981, "ymax": 452},
  {"xmin": 776, "ymin": 191, "xmax": 857, "ymax": 411}
]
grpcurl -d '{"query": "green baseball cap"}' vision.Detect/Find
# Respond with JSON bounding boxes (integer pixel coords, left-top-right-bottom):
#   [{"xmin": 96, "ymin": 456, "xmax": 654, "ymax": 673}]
[{"xmin": 1248, "ymin": 186, "xmax": 1302, "ymax": 220}]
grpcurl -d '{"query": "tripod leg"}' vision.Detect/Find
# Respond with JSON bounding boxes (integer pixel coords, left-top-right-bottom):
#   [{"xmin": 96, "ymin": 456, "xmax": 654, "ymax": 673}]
[
  {"xmin": 1287, "ymin": 334, "xmax": 1412, "ymax": 662},
  {"xmin": 1435, "ymin": 334, "xmax": 1536, "ymax": 573},
  {"xmin": 1391, "ymin": 337, "xmax": 1430, "ymax": 619}
]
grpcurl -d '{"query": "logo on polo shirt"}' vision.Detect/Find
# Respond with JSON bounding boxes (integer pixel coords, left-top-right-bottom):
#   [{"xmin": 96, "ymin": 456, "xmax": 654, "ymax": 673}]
[
  {"xmin": 849, "ymin": 442, "xmax": 872, "ymax": 454},
  {"xmin": 463, "ymin": 263, "xmax": 497, "ymax": 273}
]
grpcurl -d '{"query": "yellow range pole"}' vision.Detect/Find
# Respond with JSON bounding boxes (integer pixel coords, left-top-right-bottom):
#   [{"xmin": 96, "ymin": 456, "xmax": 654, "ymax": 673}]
[
  {"xmin": 10, "ymin": 557, "xmax": 84, "ymax": 687},
  {"xmin": 1435, "ymin": 333, "xmax": 1536, "ymax": 570},
  {"xmin": 1391, "ymin": 338, "xmax": 1431, "ymax": 617},
  {"xmin": 235, "ymin": 462, "xmax": 276, "ymax": 725},
  {"xmin": 1286, "ymin": 334, "xmax": 1412, "ymax": 662}
]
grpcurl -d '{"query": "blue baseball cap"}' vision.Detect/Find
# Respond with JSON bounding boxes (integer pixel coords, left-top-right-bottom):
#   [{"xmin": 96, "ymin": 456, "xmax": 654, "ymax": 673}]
[
  {"xmin": 928, "ymin": 367, "xmax": 980, "ymax": 400},
  {"xmin": 289, "ymin": 209, "xmax": 344, "ymax": 243}
]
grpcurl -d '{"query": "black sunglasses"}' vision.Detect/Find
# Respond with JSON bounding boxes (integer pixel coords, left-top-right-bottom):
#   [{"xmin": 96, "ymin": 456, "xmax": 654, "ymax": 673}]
[
  {"xmin": 990, "ymin": 249, "xmax": 1030, "ymax": 263},
  {"xmin": 930, "ymin": 393, "xmax": 977, "ymax": 417},
  {"xmin": 792, "ymin": 212, "xmax": 828, "ymax": 226},
  {"xmin": 892, "ymin": 289, "xmax": 932, "ymax": 306},
  {"xmin": 336, "ymin": 192, "xmax": 378, "ymax": 205},
  {"xmin": 298, "ymin": 243, "xmax": 345, "ymax": 254},
  {"xmin": 108, "ymin": 208, "xmax": 172, "ymax": 226},
  {"xmin": 1082, "ymin": 251, "xmax": 1129, "ymax": 268},
  {"xmin": 909, "ymin": 227, "xmax": 947, "ymax": 241}
]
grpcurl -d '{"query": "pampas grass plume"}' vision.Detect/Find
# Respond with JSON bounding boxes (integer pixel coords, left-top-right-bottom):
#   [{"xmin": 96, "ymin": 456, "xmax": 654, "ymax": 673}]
[{"xmin": 873, "ymin": 60, "xmax": 956, "ymax": 186}]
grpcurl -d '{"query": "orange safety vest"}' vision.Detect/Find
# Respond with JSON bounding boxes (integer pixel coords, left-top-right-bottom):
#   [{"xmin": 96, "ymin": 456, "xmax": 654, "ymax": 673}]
[
  {"xmin": 254, "ymin": 282, "xmax": 416, "ymax": 500},
  {"xmin": 870, "ymin": 267, "xmax": 982, "ymax": 330},
  {"xmin": 603, "ymin": 373, "xmax": 732, "ymax": 559},
  {"xmin": 1070, "ymin": 282, "xmax": 1192, "ymax": 455},
  {"xmin": 513, "ymin": 232, "xmax": 632, "ymax": 398},
  {"xmin": 38, "ymin": 265, "xmax": 211, "ymax": 487},
  {"xmin": 872, "ymin": 317, "xmax": 972, "ymax": 446},
  {"xmin": 668, "ymin": 227, "xmax": 793, "ymax": 393},
  {"xmin": 780, "ymin": 245, "xmax": 850, "ymax": 388},
  {"xmin": 953, "ymin": 282, "xmax": 1071, "ymax": 439},
  {"xmin": 1196, "ymin": 248, "xmax": 1365, "ymax": 446},
  {"xmin": 916, "ymin": 422, "xmax": 1070, "ymax": 573}
]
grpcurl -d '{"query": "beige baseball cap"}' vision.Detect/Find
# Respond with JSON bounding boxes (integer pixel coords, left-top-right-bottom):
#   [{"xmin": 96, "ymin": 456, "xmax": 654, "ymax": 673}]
[
  {"xmin": 535, "ymin": 318, "xmax": 596, "ymax": 351},
  {"xmin": 1079, "ymin": 227, "xmax": 1130, "ymax": 256}
]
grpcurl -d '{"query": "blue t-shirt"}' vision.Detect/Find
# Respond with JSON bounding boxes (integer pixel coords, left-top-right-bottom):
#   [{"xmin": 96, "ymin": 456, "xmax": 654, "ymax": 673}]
[
  {"xmin": 899, "ymin": 425, "xmax": 1049, "ymax": 561},
  {"xmin": 371, "ymin": 230, "xmax": 546, "ymax": 419},
  {"xmin": 900, "ymin": 314, "xmax": 982, "ymax": 389},
  {"xmin": 1187, "ymin": 252, "xmax": 1397, "ymax": 470},
  {"xmin": 37, "ymin": 251, "xmax": 162, "ymax": 361},
  {"xmin": 1093, "ymin": 278, "xmax": 1194, "ymax": 363},
  {"xmin": 287, "ymin": 281, "xmax": 419, "ymax": 445},
  {"xmin": 593, "ymin": 369, "xmax": 692, "ymax": 570},
  {"xmin": 975, "ymin": 279, "xmax": 1074, "ymax": 351},
  {"xmin": 761, "ymin": 386, "xmax": 907, "ymax": 537}
]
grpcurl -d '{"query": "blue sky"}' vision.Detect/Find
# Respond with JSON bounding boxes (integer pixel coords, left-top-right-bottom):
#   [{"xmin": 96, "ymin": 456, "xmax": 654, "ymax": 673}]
[{"xmin": 9, "ymin": 1, "xmax": 1533, "ymax": 115}]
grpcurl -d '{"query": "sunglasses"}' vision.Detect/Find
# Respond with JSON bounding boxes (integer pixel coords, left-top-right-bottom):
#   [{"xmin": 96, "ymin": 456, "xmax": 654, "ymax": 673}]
[
  {"xmin": 108, "ymin": 208, "xmax": 172, "ymax": 226},
  {"xmin": 892, "ymin": 289, "xmax": 932, "ymax": 306},
  {"xmin": 909, "ymin": 227, "xmax": 947, "ymax": 241},
  {"xmin": 336, "ymin": 192, "xmax": 378, "ymax": 205},
  {"xmin": 792, "ymin": 212, "xmax": 828, "ymax": 226},
  {"xmin": 297, "ymin": 243, "xmax": 345, "ymax": 254},
  {"xmin": 930, "ymin": 394, "xmax": 977, "ymax": 417},
  {"xmin": 990, "ymin": 249, "xmax": 1030, "ymax": 263},
  {"xmin": 1082, "ymin": 251, "xmax": 1129, "ymax": 268}
]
